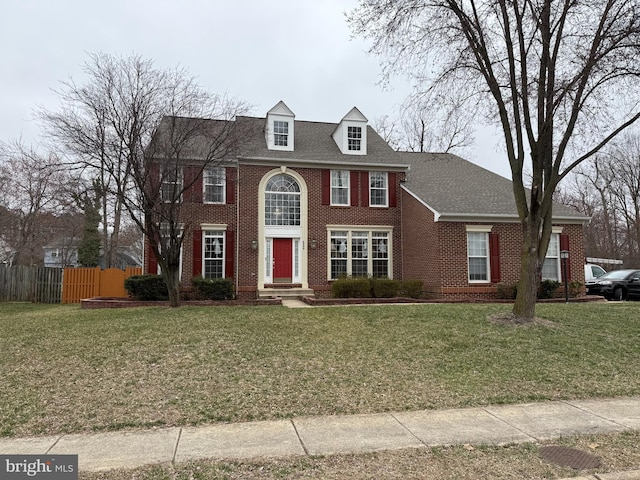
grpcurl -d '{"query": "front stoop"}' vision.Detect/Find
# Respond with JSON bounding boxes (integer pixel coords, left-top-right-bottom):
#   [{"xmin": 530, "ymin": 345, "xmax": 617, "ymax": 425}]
[{"xmin": 258, "ymin": 287, "xmax": 315, "ymax": 299}]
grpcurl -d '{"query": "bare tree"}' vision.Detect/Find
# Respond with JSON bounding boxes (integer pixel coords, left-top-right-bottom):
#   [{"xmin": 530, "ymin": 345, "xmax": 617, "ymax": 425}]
[
  {"xmin": 40, "ymin": 53, "xmax": 251, "ymax": 306},
  {"xmin": 350, "ymin": 0, "xmax": 640, "ymax": 320},
  {"xmin": 608, "ymin": 133, "xmax": 640, "ymax": 265},
  {"xmin": 398, "ymin": 93, "xmax": 475, "ymax": 153},
  {"xmin": 0, "ymin": 141, "xmax": 78, "ymax": 266}
]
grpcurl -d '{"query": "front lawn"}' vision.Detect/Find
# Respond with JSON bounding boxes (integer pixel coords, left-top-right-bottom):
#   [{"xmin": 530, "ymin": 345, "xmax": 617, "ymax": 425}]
[{"xmin": 1, "ymin": 302, "xmax": 639, "ymax": 437}]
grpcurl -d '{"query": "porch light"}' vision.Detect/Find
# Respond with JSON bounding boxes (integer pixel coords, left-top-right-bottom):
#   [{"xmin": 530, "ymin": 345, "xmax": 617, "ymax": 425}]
[
  {"xmin": 251, "ymin": 240, "xmax": 258, "ymax": 251},
  {"xmin": 310, "ymin": 239, "xmax": 318, "ymax": 249},
  {"xmin": 560, "ymin": 250, "xmax": 569, "ymax": 303}
]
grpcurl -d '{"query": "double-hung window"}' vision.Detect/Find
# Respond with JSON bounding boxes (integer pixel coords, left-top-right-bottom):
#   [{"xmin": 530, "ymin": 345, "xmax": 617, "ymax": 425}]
[
  {"xmin": 372, "ymin": 232, "xmax": 389, "ymax": 277},
  {"xmin": 351, "ymin": 232, "xmax": 368, "ymax": 276},
  {"xmin": 330, "ymin": 231, "xmax": 348, "ymax": 278},
  {"xmin": 161, "ymin": 168, "xmax": 183, "ymax": 203},
  {"xmin": 331, "ymin": 170, "xmax": 349, "ymax": 206},
  {"xmin": 542, "ymin": 233, "xmax": 560, "ymax": 281},
  {"xmin": 467, "ymin": 231, "xmax": 489, "ymax": 282},
  {"xmin": 204, "ymin": 167, "xmax": 225, "ymax": 204},
  {"xmin": 203, "ymin": 230, "xmax": 225, "ymax": 278},
  {"xmin": 274, "ymin": 120, "xmax": 289, "ymax": 147},
  {"xmin": 347, "ymin": 126, "xmax": 362, "ymax": 151},
  {"xmin": 369, "ymin": 172, "xmax": 388, "ymax": 207}
]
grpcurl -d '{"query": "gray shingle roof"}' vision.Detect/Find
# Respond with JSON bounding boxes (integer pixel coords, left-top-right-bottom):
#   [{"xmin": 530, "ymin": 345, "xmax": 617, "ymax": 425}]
[
  {"xmin": 400, "ymin": 152, "xmax": 589, "ymax": 222},
  {"xmin": 235, "ymin": 116, "xmax": 404, "ymax": 167},
  {"xmin": 152, "ymin": 115, "xmax": 588, "ymax": 223}
]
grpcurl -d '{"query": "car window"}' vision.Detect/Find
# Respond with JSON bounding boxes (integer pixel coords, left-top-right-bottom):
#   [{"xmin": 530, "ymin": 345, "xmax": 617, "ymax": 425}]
[
  {"xmin": 591, "ymin": 266, "xmax": 606, "ymax": 277},
  {"xmin": 600, "ymin": 270, "xmax": 634, "ymax": 280}
]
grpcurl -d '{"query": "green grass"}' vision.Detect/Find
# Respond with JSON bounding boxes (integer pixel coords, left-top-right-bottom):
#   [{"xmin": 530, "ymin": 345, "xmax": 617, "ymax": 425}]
[{"xmin": 1, "ymin": 302, "xmax": 639, "ymax": 437}]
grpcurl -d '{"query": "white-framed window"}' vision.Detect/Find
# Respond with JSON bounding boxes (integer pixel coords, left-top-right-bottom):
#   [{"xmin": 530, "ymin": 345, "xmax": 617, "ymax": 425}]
[
  {"xmin": 204, "ymin": 167, "xmax": 225, "ymax": 204},
  {"xmin": 369, "ymin": 172, "xmax": 388, "ymax": 207},
  {"xmin": 347, "ymin": 126, "xmax": 362, "ymax": 151},
  {"xmin": 328, "ymin": 228, "xmax": 391, "ymax": 279},
  {"xmin": 542, "ymin": 233, "xmax": 560, "ymax": 281},
  {"xmin": 331, "ymin": 170, "xmax": 350, "ymax": 206},
  {"xmin": 265, "ymin": 174, "xmax": 301, "ymax": 226},
  {"xmin": 274, "ymin": 120, "xmax": 289, "ymax": 147},
  {"xmin": 203, "ymin": 230, "xmax": 225, "ymax": 278},
  {"xmin": 467, "ymin": 231, "xmax": 489, "ymax": 282},
  {"xmin": 161, "ymin": 168, "xmax": 183, "ymax": 203},
  {"xmin": 351, "ymin": 232, "xmax": 369, "ymax": 276}
]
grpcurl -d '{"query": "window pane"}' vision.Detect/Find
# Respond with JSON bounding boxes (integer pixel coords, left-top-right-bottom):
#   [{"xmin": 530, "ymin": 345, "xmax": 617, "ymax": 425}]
[
  {"xmin": 331, "ymin": 260, "xmax": 347, "ymax": 279},
  {"xmin": 541, "ymin": 258, "xmax": 559, "ymax": 281},
  {"xmin": 469, "ymin": 258, "xmax": 488, "ymax": 281},
  {"xmin": 547, "ymin": 234, "xmax": 559, "ymax": 257}
]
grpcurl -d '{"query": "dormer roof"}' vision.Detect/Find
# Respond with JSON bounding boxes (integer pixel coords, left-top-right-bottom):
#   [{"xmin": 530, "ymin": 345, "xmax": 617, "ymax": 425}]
[
  {"xmin": 339, "ymin": 106, "xmax": 368, "ymax": 123},
  {"xmin": 267, "ymin": 100, "xmax": 295, "ymax": 117}
]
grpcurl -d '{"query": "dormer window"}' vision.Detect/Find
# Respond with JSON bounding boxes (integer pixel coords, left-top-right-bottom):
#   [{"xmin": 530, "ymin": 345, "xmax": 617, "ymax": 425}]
[
  {"xmin": 274, "ymin": 120, "xmax": 289, "ymax": 147},
  {"xmin": 266, "ymin": 101, "xmax": 295, "ymax": 151},
  {"xmin": 348, "ymin": 126, "xmax": 362, "ymax": 151},
  {"xmin": 332, "ymin": 107, "xmax": 368, "ymax": 155}
]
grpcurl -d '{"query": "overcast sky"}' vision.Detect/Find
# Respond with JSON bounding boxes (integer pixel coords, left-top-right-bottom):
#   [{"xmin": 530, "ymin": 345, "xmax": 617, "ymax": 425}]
[{"xmin": 1, "ymin": 0, "xmax": 509, "ymax": 177}]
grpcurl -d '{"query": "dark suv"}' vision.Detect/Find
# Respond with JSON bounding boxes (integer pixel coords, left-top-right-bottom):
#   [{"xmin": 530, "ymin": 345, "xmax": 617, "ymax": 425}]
[{"xmin": 586, "ymin": 269, "xmax": 640, "ymax": 300}]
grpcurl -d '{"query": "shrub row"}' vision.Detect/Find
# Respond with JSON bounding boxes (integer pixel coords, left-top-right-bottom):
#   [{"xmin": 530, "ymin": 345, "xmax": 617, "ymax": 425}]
[
  {"xmin": 124, "ymin": 275, "xmax": 235, "ymax": 301},
  {"xmin": 190, "ymin": 276, "xmax": 235, "ymax": 300},
  {"xmin": 124, "ymin": 275, "xmax": 169, "ymax": 301},
  {"xmin": 331, "ymin": 276, "xmax": 424, "ymax": 299},
  {"xmin": 496, "ymin": 280, "xmax": 584, "ymax": 300}
]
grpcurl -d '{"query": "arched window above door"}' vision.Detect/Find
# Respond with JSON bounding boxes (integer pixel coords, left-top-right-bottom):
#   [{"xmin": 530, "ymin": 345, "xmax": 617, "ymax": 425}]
[{"xmin": 265, "ymin": 174, "xmax": 301, "ymax": 226}]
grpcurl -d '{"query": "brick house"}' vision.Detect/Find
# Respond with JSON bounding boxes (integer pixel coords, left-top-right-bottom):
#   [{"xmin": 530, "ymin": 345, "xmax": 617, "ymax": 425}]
[{"xmin": 145, "ymin": 101, "xmax": 589, "ymax": 301}]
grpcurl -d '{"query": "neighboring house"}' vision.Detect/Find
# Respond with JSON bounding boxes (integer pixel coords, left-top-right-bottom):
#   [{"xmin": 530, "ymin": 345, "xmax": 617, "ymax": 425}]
[
  {"xmin": 43, "ymin": 238, "xmax": 142, "ymax": 269},
  {"xmin": 144, "ymin": 101, "xmax": 589, "ymax": 300},
  {"xmin": 0, "ymin": 237, "xmax": 14, "ymax": 266},
  {"xmin": 43, "ymin": 238, "xmax": 81, "ymax": 268}
]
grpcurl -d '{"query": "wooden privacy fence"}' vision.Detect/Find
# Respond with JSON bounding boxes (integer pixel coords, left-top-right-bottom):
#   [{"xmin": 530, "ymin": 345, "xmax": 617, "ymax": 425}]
[
  {"xmin": 0, "ymin": 266, "xmax": 63, "ymax": 303},
  {"xmin": 62, "ymin": 267, "xmax": 142, "ymax": 303}
]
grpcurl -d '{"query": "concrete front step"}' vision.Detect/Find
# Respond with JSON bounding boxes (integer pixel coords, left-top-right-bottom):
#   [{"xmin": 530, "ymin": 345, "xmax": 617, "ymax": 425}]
[{"xmin": 258, "ymin": 288, "xmax": 314, "ymax": 299}]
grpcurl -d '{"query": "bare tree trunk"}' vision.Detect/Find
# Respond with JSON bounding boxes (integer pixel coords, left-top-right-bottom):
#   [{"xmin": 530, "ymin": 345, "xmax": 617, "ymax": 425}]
[
  {"xmin": 513, "ymin": 220, "xmax": 542, "ymax": 320},
  {"xmin": 165, "ymin": 266, "xmax": 180, "ymax": 307}
]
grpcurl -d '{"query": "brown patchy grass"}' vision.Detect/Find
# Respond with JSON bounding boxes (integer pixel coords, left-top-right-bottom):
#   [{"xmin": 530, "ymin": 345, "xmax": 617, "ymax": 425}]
[
  {"xmin": 1, "ymin": 302, "xmax": 639, "ymax": 437},
  {"xmin": 79, "ymin": 431, "xmax": 640, "ymax": 479}
]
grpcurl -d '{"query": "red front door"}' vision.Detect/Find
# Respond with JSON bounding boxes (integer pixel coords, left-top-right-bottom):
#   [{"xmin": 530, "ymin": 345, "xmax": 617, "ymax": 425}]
[{"xmin": 273, "ymin": 238, "xmax": 293, "ymax": 283}]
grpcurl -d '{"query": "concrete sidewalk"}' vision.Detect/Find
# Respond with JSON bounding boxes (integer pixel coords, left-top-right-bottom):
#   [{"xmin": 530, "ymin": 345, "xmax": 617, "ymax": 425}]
[{"xmin": 0, "ymin": 397, "xmax": 639, "ymax": 476}]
